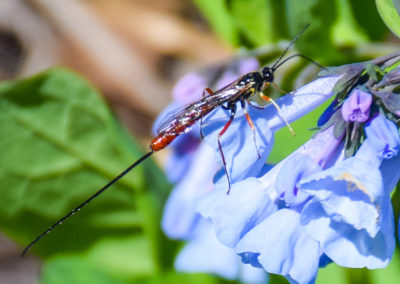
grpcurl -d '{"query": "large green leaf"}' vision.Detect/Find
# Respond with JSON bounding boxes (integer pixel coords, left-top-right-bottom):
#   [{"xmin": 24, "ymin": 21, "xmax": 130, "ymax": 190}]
[
  {"xmin": 41, "ymin": 256, "xmax": 129, "ymax": 284},
  {"xmin": 192, "ymin": 0, "xmax": 239, "ymax": 45},
  {"xmin": 350, "ymin": 0, "xmax": 388, "ymax": 40},
  {"xmin": 193, "ymin": 0, "xmax": 277, "ymax": 47},
  {"xmin": 285, "ymin": 0, "xmax": 341, "ymax": 61},
  {"xmin": 0, "ymin": 69, "xmax": 168, "ymax": 258},
  {"xmin": 376, "ymin": 0, "xmax": 400, "ymax": 37},
  {"xmin": 228, "ymin": 0, "xmax": 275, "ymax": 46}
]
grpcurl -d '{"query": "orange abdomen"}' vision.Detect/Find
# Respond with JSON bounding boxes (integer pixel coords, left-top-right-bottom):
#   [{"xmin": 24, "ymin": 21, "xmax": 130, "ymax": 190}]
[{"xmin": 150, "ymin": 133, "xmax": 177, "ymax": 152}]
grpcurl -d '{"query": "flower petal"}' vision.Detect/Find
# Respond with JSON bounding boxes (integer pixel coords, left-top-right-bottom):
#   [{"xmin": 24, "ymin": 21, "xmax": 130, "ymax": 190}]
[
  {"xmin": 299, "ymin": 153, "xmax": 383, "ymax": 237},
  {"xmin": 365, "ymin": 115, "xmax": 400, "ymax": 159},
  {"xmin": 301, "ymin": 199, "xmax": 394, "ymax": 269},
  {"xmin": 173, "ymin": 72, "xmax": 207, "ymax": 104},
  {"xmin": 202, "ymin": 75, "xmax": 342, "ymax": 184},
  {"xmin": 175, "ymin": 221, "xmax": 239, "ymax": 279},
  {"xmin": 162, "ymin": 143, "xmax": 217, "ymax": 239},
  {"xmin": 341, "ymin": 89, "xmax": 372, "ymax": 122},
  {"xmin": 236, "ymin": 209, "xmax": 320, "ymax": 284},
  {"xmin": 195, "ymin": 177, "xmax": 277, "ymax": 247}
]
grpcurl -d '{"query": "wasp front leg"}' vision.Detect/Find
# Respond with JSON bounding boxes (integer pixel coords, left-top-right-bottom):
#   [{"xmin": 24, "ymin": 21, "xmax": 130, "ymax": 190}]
[{"xmin": 259, "ymin": 93, "xmax": 295, "ymax": 136}]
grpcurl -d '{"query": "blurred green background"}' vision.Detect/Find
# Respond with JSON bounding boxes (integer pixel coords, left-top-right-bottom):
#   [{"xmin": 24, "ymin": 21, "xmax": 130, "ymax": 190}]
[{"xmin": 0, "ymin": 0, "xmax": 399, "ymax": 283}]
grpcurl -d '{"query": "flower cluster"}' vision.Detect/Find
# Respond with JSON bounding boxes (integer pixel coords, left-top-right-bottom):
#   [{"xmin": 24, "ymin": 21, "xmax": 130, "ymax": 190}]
[{"xmin": 157, "ymin": 52, "xmax": 400, "ymax": 284}]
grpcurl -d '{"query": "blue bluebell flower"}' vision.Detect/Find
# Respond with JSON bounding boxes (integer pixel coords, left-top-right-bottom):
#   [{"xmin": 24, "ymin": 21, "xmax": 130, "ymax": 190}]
[
  {"xmin": 229, "ymin": 125, "xmax": 346, "ymax": 284},
  {"xmin": 196, "ymin": 53, "xmax": 400, "ymax": 284},
  {"xmin": 195, "ymin": 76, "xmax": 342, "ymax": 284},
  {"xmin": 175, "ymin": 220, "xmax": 267, "ymax": 283},
  {"xmin": 202, "ymin": 75, "xmax": 342, "ymax": 185},
  {"xmin": 298, "ymin": 114, "xmax": 400, "ymax": 269}
]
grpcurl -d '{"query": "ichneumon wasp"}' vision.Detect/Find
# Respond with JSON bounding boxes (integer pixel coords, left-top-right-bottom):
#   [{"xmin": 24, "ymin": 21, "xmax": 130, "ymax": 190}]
[{"xmin": 21, "ymin": 24, "xmax": 323, "ymax": 257}]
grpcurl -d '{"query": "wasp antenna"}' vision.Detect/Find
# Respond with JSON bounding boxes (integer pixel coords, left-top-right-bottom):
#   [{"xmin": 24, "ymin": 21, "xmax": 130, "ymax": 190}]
[
  {"xmin": 271, "ymin": 23, "xmax": 310, "ymax": 71},
  {"xmin": 272, "ymin": 53, "xmax": 326, "ymax": 71},
  {"xmin": 21, "ymin": 151, "xmax": 154, "ymax": 257}
]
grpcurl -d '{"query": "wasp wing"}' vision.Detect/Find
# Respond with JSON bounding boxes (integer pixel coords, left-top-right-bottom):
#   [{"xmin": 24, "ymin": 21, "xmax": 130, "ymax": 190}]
[{"xmin": 156, "ymin": 79, "xmax": 252, "ymax": 134}]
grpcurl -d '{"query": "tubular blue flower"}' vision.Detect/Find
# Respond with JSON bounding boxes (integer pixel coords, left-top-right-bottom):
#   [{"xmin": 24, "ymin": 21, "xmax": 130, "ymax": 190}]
[
  {"xmin": 202, "ymin": 75, "xmax": 342, "ymax": 185},
  {"xmin": 195, "ymin": 76, "xmax": 342, "ymax": 251},
  {"xmin": 197, "ymin": 93, "xmax": 397, "ymax": 284},
  {"xmin": 364, "ymin": 114, "xmax": 400, "ymax": 159},
  {"xmin": 194, "ymin": 54, "xmax": 400, "ymax": 284},
  {"xmin": 341, "ymin": 88, "xmax": 372, "ymax": 122},
  {"xmin": 298, "ymin": 114, "xmax": 400, "ymax": 269},
  {"xmin": 162, "ymin": 143, "xmax": 216, "ymax": 239},
  {"xmin": 218, "ymin": 125, "xmax": 345, "ymax": 284},
  {"xmin": 175, "ymin": 220, "xmax": 268, "ymax": 283},
  {"xmin": 236, "ymin": 209, "xmax": 320, "ymax": 284}
]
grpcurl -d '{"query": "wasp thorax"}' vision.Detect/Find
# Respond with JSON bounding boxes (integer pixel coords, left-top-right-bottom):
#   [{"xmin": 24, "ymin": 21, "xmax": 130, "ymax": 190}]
[{"xmin": 261, "ymin": 67, "xmax": 274, "ymax": 82}]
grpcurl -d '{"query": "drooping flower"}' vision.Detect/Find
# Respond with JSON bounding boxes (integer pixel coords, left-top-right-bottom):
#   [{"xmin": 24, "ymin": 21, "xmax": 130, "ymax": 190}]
[
  {"xmin": 231, "ymin": 125, "xmax": 346, "ymax": 284},
  {"xmin": 341, "ymin": 88, "xmax": 372, "ymax": 122},
  {"xmin": 196, "ymin": 53, "xmax": 400, "ymax": 284},
  {"xmin": 201, "ymin": 75, "xmax": 342, "ymax": 185},
  {"xmin": 298, "ymin": 114, "xmax": 400, "ymax": 269}
]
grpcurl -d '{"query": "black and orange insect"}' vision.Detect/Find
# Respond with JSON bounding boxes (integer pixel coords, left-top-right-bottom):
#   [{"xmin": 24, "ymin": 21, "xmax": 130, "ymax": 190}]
[{"xmin": 22, "ymin": 24, "xmax": 321, "ymax": 256}]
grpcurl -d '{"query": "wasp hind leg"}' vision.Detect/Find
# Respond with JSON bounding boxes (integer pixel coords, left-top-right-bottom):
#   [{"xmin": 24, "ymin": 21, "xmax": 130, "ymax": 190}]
[
  {"xmin": 241, "ymin": 100, "xmax": 260, "ymax": 159},
  {"xmin": 259, "ymin": 93, "xmax": 295, "ymax": 136},
  {"xmin": 217, "ymin": 103, "xmax": 236, "ymax": 194},
  {"xmin": 200, "ymin": 87, "xmax": 214, "ymax": 139}
]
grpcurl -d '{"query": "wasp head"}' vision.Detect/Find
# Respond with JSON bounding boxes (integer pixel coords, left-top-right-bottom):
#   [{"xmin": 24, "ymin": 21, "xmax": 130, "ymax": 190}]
[{"xmin": 261, "ymin": 66, "xmax": 274, "ymax": 83}]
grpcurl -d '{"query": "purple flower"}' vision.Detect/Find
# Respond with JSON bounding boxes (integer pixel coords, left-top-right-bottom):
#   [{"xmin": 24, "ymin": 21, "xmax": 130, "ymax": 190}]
[
  {"xmin": 341, "ymin": 88, "xmax": 372, "ymax": 122},
  {"xmin": 172, "ymin": 72, "xmax": 207, "ymax": 105}
]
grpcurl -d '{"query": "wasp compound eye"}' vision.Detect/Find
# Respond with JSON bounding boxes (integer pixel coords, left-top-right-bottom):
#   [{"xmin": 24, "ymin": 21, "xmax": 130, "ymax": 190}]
[{"xmin": 261, "ymin": 67, "xmax": 274, "ymax": 82}]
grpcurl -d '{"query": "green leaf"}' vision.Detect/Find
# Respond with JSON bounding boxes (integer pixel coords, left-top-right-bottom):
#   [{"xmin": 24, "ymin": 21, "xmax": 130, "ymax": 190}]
[
  {"xmin": 316, "ymin": 263, "xmax": 348, "ymax": 284},
  {"xmin": 370, "ymin": 249, "xmax": 400, "ymax": 284},
  {"xmin": 41, "ymin": 256, "xmax": 129, "ymax": 284},
  {"xmin": 350, "ymin": 0, "xmax": 388, "ymax": 40},
  {"xmin": 285, "ymin": 0, "xmax": 342, "ymax": 61},
  {"xmin": 192, "ymin": 0, "xmax": 239, "ymax": 45},
  {"xmin": 0, "ymin": 68, "xmax": 168, "ymax": 258},
  {"xmin": 85, "ymin": 236, "xmax": 156, "ymax": 278},
  {"xmin": 376, "ymin": 0, "xmax": 400, "ymax": 38},
  {"xmin": 392, "ymin": 183, "xmax": 400, "ymax": 242},
  {"xmin": 268, "ymin": 97, "xmax": 333, "ymax": 163},
  {"xmin": 228, "ymin": 0, "xmax": 274, "ymax": 46},
  {"xmin": 41, "ymin": 241, "xmax": 221, "ymax": 284},
  {"xmin": 331, "ymin": 0, "xmax": 369, "ymax": 46}
]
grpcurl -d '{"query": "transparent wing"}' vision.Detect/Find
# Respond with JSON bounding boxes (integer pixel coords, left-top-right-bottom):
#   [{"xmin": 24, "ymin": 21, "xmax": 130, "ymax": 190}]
[{"xmin": 156, "ymin": 80, "xmax": 251, "ymax": 134}]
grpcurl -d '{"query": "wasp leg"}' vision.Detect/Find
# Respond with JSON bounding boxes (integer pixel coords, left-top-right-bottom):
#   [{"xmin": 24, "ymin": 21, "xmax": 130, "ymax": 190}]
[
  {"xmin": 247, "ymin": 100, "xmax": 267, "ymax": 109},
  {"xmin": 272, "ymin": 82, "xmax": 287, "ymax": 94},
  {"xmin": 200, "ymin": 87, "xmax": 215, "ymax": 138},
  {"xmin": 260, "ymin": 93, "xmax": 295, "ymax": 136},
  {"xmin": 218, "ymin": 103, "xmax": 236, "ymax": 194},
  {"xmin": 241, "ymin": 100, "xmax": 260, "ymax": 159}
]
